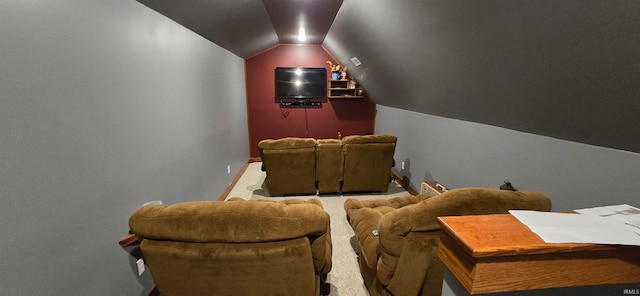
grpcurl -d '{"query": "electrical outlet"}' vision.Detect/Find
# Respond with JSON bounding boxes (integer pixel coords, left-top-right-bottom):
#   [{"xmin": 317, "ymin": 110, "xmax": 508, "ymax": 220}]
[
  {"xmin": 227, "ymin": 165, "xmax": 231, "ymax": 174},
  {"xmin": 401, "ymin": 161, "xmax": 405, "ymax": 170},
  {"xmin": 136, "ymin": 258, "xmax": 145, "ymax": 276}
]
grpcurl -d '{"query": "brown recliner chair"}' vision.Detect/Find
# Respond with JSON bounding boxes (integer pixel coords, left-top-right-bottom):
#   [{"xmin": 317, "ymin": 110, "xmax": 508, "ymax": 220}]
[
  {"xmin": 129, "ymin": 198, "xmax": 332, "ymax": 296},
  {"xmin": 344, "ymin": 188, "xmax": 552, "ymax": 296},
  {"xmin": 258, "ymin": 137, "xmax": 318, "ymax": 196},
  {"xmin": 341, "ymin": 134, "xmax": 397, "ymax": 193}
]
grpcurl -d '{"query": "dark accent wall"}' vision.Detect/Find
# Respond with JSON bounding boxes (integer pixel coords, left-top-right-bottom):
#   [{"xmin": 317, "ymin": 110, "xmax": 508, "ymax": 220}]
[
  {"xmin": 246, "ymin": 44, "xmax": 376, "ymax": 157},
  {"xmin": 325, "ymin": 0, "xmax": 640, "ymax": 153}
]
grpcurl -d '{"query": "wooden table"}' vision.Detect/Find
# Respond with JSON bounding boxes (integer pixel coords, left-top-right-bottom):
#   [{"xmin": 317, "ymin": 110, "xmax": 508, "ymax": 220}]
[{"xmin": 437, "ymin": 214, "xmax": 640, "ymax": 294}]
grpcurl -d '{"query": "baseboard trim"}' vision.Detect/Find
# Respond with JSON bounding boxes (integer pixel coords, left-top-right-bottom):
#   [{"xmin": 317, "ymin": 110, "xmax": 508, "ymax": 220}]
[
  {"xmin": 390, "ymin": 170, "xmax": 418, "ymax": 196},
  {"xmin": 146, "ymin": 285, "xmax": 159, "ymax": 296},
  {"xmin": 217, "ymin": 161, "xmax": 251, "ymax": 201}
]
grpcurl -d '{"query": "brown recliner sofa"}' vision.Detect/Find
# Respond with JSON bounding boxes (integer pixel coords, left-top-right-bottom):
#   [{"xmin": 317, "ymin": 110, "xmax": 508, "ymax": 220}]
[
  {"xmin": 258, "ymin": 137, "xmax": 318, "ymax": 196},
  {"xmin": 316, "ymin": 139, "xmax": 343, "ymax": 194},
  {"xmin": 344, "ymin": 188, "xmax": 552, "ymax": 296},
  {"xmin": 258, "ymin": 135, "xmax": 397, "ymax": 196},
  {"xmin": 129, "ymin": 198, "xmax": 332, "ymax": 296},
  {"xmin": 341, "ymin": 134, "xmax": 397, "ymax": 193}
]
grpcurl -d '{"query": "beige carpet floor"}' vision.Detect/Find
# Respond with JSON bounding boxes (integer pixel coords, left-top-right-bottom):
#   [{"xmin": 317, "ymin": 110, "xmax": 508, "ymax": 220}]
[{"xmin": 225, "ymin": 162, "xmax": 411, "ymax": 296}]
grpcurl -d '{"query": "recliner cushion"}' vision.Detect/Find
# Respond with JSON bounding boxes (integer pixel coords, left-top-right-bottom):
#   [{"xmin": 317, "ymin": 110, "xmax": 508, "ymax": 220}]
[
  {"xmin": 130, "ymin": 198, "xmax": 332, "ymax": 273},
  {"xmin": 341, "ymin": 134, "xmax": 397, "ymax": 193},
  {"xmin": 341, "ymin": 134, "xmax": 397, "ymax": 144},
  {"xmin": 259, "ymin": 138, "xmax": 318, "ymax": 196},
  {"xmin": 345, "ymin": 188, "xmax": 552, "ymax": 296},
  {"xmin": 258, "ymin": 137, "xmax": 317, "ymax": 149},
  {"xmin": 344, "ymin": 195, "xmax": 422, "ymax": 268},
  {"xmin": 316, "ymin": 139, "xmax": 343, "ymax": 193}
]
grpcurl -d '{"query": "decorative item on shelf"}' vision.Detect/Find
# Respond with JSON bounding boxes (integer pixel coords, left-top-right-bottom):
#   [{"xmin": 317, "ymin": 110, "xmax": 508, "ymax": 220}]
[
  {"xmin": 357, "ymin": 87, "xmax": 364, "ymax": 96},
  {"xmin": 326, "ymin": 61, "xmax": 344, "ymax": 80},
  {"xmin": 328, "ymin": 76, "xmax": 364, "ymax": 99},
  {"xmin": 348, "ymin": 77, "xmax": 356, "ymax": 89},
  {"xmin": 340, "ymin": 69, "xmax": 348, "ymax": 80}
]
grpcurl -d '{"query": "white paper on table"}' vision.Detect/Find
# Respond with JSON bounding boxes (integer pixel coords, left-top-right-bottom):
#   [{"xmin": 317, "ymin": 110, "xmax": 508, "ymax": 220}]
[
  {"xmin": 509, "ymin": 209, "xmax": 640, "ymax": 246},
  {"xmin": 574, "ymin": 204, "xmax": 640, "ymax": 236}
]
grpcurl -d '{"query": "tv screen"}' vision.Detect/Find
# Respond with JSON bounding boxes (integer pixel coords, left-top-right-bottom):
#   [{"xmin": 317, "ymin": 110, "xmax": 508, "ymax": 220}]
[{"xmin": 275, "ymin": 67, "xmax": 327, "ymax": 99}]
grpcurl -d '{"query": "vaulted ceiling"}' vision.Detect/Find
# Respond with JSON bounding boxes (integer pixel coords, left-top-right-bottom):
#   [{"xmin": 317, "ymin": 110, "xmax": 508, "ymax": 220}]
[
  {"xmin": 136, "ymin": 0, "xmax": 343, "ymax": 58},
  {"xmin": 137, "ymin": 0, "xmax": 640, "ymax": 153}
]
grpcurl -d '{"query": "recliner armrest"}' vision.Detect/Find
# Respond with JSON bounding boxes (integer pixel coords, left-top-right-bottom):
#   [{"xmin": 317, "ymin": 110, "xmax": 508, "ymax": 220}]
[{"xmin": 344, "ymin": 195, "xmax": 423, "ymax": 268}]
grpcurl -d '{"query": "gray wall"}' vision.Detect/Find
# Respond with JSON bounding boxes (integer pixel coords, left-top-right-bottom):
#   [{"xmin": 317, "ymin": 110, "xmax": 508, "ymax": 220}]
[
  {"xmin": 0, "ymin": 1, "xmax": 248, "ymax": 295},
  {"xmin": 377, "ymin": 105, "xmax": 640, "ymax": 294},
  {"xmin": 377, "ymin": 105, "xmax": 640, "ymax": 212}
]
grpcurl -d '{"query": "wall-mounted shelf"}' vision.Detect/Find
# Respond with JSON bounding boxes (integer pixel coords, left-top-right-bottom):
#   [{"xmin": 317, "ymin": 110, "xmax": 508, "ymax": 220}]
[{"xmin": 327, "ymin": 80, "xmax": 364, "ymax": 99}]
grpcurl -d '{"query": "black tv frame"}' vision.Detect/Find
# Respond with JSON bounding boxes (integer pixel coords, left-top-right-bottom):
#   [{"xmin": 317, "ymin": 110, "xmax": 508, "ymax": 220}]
[{"xmin": 274, "ymin": 67, "xmax": 327, "ymax": 102}]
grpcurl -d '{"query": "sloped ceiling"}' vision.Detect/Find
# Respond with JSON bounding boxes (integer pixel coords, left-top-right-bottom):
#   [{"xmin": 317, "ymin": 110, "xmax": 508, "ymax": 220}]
[
  {"xmin": 328, "ymin": 0, "xmax": 640, "ymax": 154},
  {"xmin": 136, "ymin": 0, "xmax": 640, "ymax": 153},
  {"xmin": 136, "ymin": 0, "xmax": 342, "ymax": 58}
]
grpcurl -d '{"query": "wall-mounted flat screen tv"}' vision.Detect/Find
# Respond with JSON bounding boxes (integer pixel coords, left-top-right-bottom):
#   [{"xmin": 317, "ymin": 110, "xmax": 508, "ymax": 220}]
[{"xmin": 275, "ymin": 67, "xmax": 327, "ymax": 99}]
